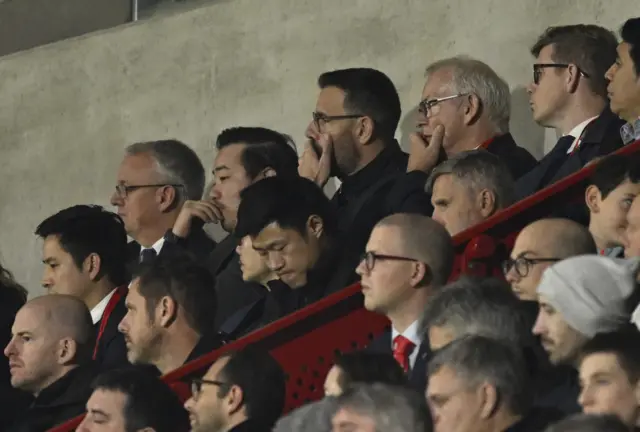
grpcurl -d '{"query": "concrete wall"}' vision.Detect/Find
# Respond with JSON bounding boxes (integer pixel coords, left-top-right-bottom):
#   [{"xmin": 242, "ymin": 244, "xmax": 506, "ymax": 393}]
[{"xmin": 0, "ymin": 0, "xmax": 634, "ymax": 295}]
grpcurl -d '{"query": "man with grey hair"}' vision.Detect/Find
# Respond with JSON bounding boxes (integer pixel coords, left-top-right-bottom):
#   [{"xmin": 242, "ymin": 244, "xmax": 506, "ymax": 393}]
[
  {"xmin": 331, "ymin": 383, "xmax": 432, "ymax": 432},
  {"xmin": 5, "ymin": 295, "xmax": 97, "ymax": 431},
  {"xmin": 363, "ymin": 213, "xmax": 454, "ymax": 393},
  {"xmin": 407, "ymin": 56, "xmax": 536, "ymax": 179},
  {"xmin": 110, "ymin": 139, "xmax": 215, "ymax": 265},
  {"xmin": 274, "ymin": 397, "xmax": 338, "ymax": 432},
  {"xmin": 427, "ymin": 150, "xmax": 515, "ymax": 236},
  {"xmin": 427, "ymin": 336, "xmax": 562, "ymax": 432}
]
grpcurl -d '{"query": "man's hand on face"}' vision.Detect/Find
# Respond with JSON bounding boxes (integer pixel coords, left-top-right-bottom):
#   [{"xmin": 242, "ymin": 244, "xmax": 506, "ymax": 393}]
[
  {"xmin": 299, "ymin": 123, "xmax": 334, "ymax": 188},
  {"xmin": 172, "ymin": 199, "xmax": 224, "ymax": 238},
  {"xmin": 407, "ymin": 124, "xmax": 445, "ymax": 173}
]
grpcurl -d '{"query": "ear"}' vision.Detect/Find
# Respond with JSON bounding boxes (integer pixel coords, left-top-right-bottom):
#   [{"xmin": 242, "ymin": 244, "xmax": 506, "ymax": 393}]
[
  {"xmin": 83, "ymin": 253, "xmax": 102, "ymax": 282},
  {"xmin": 478, "ymin": 189, "xmax": 497, "ymax": 218},
  {"xmin": 57, "ymin": 338, "xmax": 78, "ymax": 365},
  {"xmin": 409, "ymin": 262, "xmax": 431, "ymax": 288},
  {"xmin": 225, "ymin": 384, "xmax": 245, "ymax": 415},
  {"xmin": 157, "ymin": 296, "xmax": 178, "ymax": 328},
  {"xmin": 157, "ymin": 185, "xmax": 178, "ymax": 212},
  {"xmin": 462, "ymin": 93, "xmax": 482, "ymax": 126},
  {"xmin": 585, "ymin": 185, "xmax": 602, "ymax": 214},
  {"xmin": 306, "ymin": 215, "xmax": 324, "ymax": 240},
  {"xmin": 566, "ymin": 64, "xmax": 581, "ymax": 93},
  {"xmin": 355, "ymin": 116, "xmax": 375, "ymax": 145},
  {"xmin": 479, "ymin": 382, "xmax": 499, "ymax": 419}
]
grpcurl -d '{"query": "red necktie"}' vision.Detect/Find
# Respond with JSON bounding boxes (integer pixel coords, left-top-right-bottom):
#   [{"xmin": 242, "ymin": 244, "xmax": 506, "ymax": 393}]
[{"xmin": 393, "ymin": 335, "xmax": 415, "ymax": 373}]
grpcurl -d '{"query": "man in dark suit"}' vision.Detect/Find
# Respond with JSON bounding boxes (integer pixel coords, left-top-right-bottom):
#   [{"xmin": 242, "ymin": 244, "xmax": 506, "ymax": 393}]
[
  {"xmin": 517, "ymin": 25, "xmax": 624, "ymax": 198},
  {"xmin": 35, "ymin": 205, "xmax": 129, "ymax": 371},
  {"xmin": 364, "ymin": 213, "xmax": 454, "ymax": 393},
  {"xmin": 408, "ymin": 56, "xmax": 537, "ymax": 180},
  {"xmin": 110, "ymin": 139, "xmax": 215, "ymax": 265},
  {"xmin": 165, "ymin": 127, "xmax": 299, "ymax": 331}
]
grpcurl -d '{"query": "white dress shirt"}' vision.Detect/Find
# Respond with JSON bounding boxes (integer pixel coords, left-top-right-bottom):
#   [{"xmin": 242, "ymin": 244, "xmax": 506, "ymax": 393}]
[
  {"xmin": 566, "ymin": 116, "xmax": 598, "ymax": 154},
  {"xmin": 141, "ymin": 237, "xmax": 165, "ymax": 257},
  {"xmin": 391, "ymin": 320, "xmax": 422, "ymax": 370},
  {"xmin": 90, "ymin": 288, "xmax": 117, "ymax": 325}
]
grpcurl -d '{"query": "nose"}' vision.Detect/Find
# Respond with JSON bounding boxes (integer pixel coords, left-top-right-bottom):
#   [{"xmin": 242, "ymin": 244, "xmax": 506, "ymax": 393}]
[
  {"xmin": 578, "ymin": 386, "xmax": 593, "ymax": 410},
  {"xmin": 4, "ymin": 338, "xmax": 16, "ymax": 358},
  {"xmin": 526, "ymin": 82, "xmax": 535, "ymax": 95},
  {"xmin": 604, "ymin": 64, "xmax": 616, "ymax": 82},
  {"xmin": 532, "ymin": 310, "xmax": 544, "ymax": 336},
  {"xmin": 184, "ymin": 396, "xmax": 195, "ymax": 412},
  {"xmin": 267, "ymin": 254, "xmax": 286, "ymax": 272},
  {"xmin": 504, "ymin": 265, "xmax": 519, "ymax": 284},
  {"xmin": 41, "ymin": 269, "xmax": 53, "ymax": 290},
  {"xmin": 76, "ymin": 417, "xmax": 90, "ymax": 432},
  {"xmin": 355, "ymin": 259, "xmax": 366, "ymax": 277},
  {"xmin": 431, "ymin": 210, "xmax": 445, "ymax": 227},
  {"xmin": 117, "ymin": 316, "xmax": 128, "ymax": 334}
]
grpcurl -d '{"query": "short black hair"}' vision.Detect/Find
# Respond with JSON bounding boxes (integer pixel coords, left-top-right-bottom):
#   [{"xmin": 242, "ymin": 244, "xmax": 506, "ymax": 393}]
[
  {"xmin": 215, "ymin": 127, "xmax": 299, "ymax": 179},
  {"xmin": 132, "ymin": 252, "xmax": 216, "ymax": 335},
  {"xmin": 333, "ymin": 352, "xmax": 408, "ymax": 390},
  {"xmin": 589, "ymin": 154, "xmax": 640, "ymax": 199},
  {"xmin": 91, "ymin": 367, "xmax": 189, "ymax": 432},
  {"xmin": 581, "ymin": 328, "xmax": 640, "ymax": 382},
  {"xmin": 216, "ymin": 347, "xmax": 286, "ymax": 430},
  {"xmin": 318, "ymin": 68, "xmax": 401, "ymax": 140},
  {"xmin": 621, "ymin": 18, "xmax": 640, "ymax": 76},
  {"xmin": 35, "ymin": 205, "xmax": 128, "ymax": 286},
  {"xmin": 235, "ymin": 176, "xmax": 338, "ymax": 239},
  {"xmin": 531, "ymin": 25, "xmax": 618, "ymax": 98}
]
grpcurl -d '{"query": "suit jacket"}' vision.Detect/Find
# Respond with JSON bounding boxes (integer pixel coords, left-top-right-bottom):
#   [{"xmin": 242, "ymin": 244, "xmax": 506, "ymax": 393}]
[
  {"xmin": 485, "ymin": 133, "xmax": 538, "ymax": 180},
  {"xmin": 367, "ymin": 330, "xmax": 430, "ymax": 394},
  {"xmin": 516, "ymin": 107, "xmax": 625, "ymax": 199},
  {"xmin": 93, "ymin": 288, "xmax": 129, "ymax": 371},
  {"xmin": 127, "ymin": 227, "xmax": 216, "ymax": 266}
]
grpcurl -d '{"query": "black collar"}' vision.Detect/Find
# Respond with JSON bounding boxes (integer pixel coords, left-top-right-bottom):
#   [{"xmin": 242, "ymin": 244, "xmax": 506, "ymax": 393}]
[
  {"xmin": 337, "ymin": 140, "xmax": 407, "ymax": 200},
  {"xmin": 582, "ymin": 106, "xmax": 624, "ymax": 146},
  {"xmin": 186, "ymin": 333, "xmax": 225, "ymax": 364},
  {"xmin": 33, "ymin": 363, "xmax": 96, "ymax": 409}
]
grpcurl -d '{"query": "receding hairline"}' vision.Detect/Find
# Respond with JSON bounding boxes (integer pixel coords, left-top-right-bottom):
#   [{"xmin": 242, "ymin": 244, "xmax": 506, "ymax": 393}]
[
  {"xmin": 24, "ymin": 295, "xmax": 92, "ymax": 340},
  {"xmin": 519, "ymin": 218, "xmax": 596, "ymax": 257}
]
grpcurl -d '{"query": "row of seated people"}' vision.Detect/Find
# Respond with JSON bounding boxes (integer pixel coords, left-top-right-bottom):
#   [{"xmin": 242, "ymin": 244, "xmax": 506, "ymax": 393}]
[{"xmin": 1, "ymin": 15, "xmax": 640, "ymax": 432}]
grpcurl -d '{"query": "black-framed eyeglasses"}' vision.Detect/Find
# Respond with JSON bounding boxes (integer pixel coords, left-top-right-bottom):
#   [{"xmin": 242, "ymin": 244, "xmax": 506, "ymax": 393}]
[
  {"xmin": 533, "ymin": 63, "xmax": 590, "ymax": 85},
  {"xmin": 312, "ymin": 111, "xmax": 364, "ymax": 130},
  {"xmin": 190, "ymin": 378, "xmax": 228, "ymax": 400},
  {"xmin": 114, "ymin": 183, "xmax": 184, "ymax": 199},
  {"xmin": 417, "ymin": 93, "xmax": 468, "ymax": 117},
  {"xmin": 360, "ymin": 251, "xmax": 416, "ymax": 272},
  {"xmin": 502, "ymin": 256, "xmax": 561, "ymax": 278}
]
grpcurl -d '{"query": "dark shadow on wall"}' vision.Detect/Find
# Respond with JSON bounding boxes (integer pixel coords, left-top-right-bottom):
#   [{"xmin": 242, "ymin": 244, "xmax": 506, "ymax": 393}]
[
  {"xmin": 510, "ymin": 86, "xmax": 545, "ymax": 160},
  {"xmin": 399, "ymin": 105, "xmax": 420, "ymax": 153}
]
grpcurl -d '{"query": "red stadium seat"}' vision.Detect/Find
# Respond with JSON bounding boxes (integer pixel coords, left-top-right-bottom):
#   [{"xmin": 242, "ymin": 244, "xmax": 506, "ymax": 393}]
[{"xmin": 47, "ymin": 139, "xmax": 640, "ymax": 431}]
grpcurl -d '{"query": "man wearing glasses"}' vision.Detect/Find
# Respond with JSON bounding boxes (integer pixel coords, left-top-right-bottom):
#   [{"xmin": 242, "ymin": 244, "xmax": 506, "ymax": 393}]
[
  {"xmin": 360, "ymin": 213, "xmax": 453, "ymax": 394},
  {"xmin": 299, "ymin": 68, "xmax": 433, "ymax": 286},
  {"xmin": 517, "ymin": 25, "xmax": 624, "ymax": 198},
  {"xmin": 504, "ymin": 218, "xmax": 597, "ymax": 303},
  {"xmin": 409, "ymin": 56, "xmax": 537, "ymax": 180},
  {"xmin": 184, "ymin": 347, "xmax": 285, "ymax": 432},
  {"xmin": 110, "ymin": 139, "xmax": 215, "ymax": 266}
]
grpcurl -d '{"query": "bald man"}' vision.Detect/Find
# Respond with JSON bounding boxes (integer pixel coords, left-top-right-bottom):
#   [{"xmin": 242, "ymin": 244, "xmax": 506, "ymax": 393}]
[
  {"xmin": 361, "ymin": 213, "xmax": 454, "ymax": 393},
  {"xmin": 505, "ymin": 218, "xmax": 597, "ymax": 301},
  {"xmin": 4, "ymin": 295, "xmax": 97, "ymax": 432}
]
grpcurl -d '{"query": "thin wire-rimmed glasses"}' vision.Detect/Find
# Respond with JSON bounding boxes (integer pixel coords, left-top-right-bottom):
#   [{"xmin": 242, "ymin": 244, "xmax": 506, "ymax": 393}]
[
  {"xmin": 190, "ymin": 378, "xmax": 228, "ymax": 401},
  {"xmin": 417, "ymin": 93, "xmax": 468, "ymax": 117},
  {"xmin": 114, "ymin": 183, "xmax": 184, "ymax": 199},
  {"xmin": 502, "ymin": 256, "xmax": 561, "ymax": 278},
  {"xmin": 533, "ymin": 63, "xmax": 590, "ymax": 85},
  {"xmin": 360, "ymin": 251, "xmax": 417, "ymax": 272},
  {"xmin": 312, "ymin": 111, "xmax": 364, "ymax": 130}
]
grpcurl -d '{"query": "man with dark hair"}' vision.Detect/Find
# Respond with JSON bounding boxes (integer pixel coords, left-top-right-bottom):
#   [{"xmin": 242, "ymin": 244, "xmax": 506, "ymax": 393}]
[
  {"xmin": 362, "ymin": 214, "xmax": 453, "ymax": 393},
  {"xmin": 299, "ymin": 68, "xmax": 432, "ymax": 290},
  {"xmin": 227, "ymin": 176, "xmax": 348, "ymax": 334},
  {"xmin": 5, "ymin": 295, "xmax": 97, "ymax": 432},
  {"xmin": 505, "ymin": 218, "xmax": 597, "ymax": 302},
  {"xmin": 77, "ymin": 367, "xmax": 189, "ymax": 432},
  {"xmin": 117, "ymin": 253, "xmax": 223, "ymax": 375},
  {"xmin": 606, "ymin": 17, "xmax": 640, "ymax": 144},
  {"xmin": 585, "ymin": 154, "xmax": 640, "ymax": 256},
  {"xmin": 578, "ymin": 329, "xmax": 640, "ymax": 429},
  {"xmin": 427, "ymin": 336, "xmax": 562, "ymax": 432},
  {"xmin": 427, "ymin": 150, "xmax": 515, "ymax": 236},
  {"xmin": 167, "ymin": 127, "xmax": 299, "ymax": 330},
  {"xmin": 184, "ymin": 347, "xmax": 286, "ymax": 432},
  {"xmin": 35, "ymin": 205, "xmax": 129, "ymax": 370},
  {"xmin": 324, "ymin": 352, "xmax": 407, "ymax": 397},
  {"xmin": 518, "ymin": 25, "xmax": 624, "ymax": 197},
  {"xmin": 111, "ymin": 139, "xmax": 215, "ymax": 265}
]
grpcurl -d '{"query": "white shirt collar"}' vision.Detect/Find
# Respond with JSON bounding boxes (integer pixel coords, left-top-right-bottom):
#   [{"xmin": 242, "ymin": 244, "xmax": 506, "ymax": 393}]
[
  {"xmin": 141, "ymin": 237, "xmax": 165, "ymax": 256},
  {"xmin": 391, "ymin": 320, "xmax": 421, "ymax": 347},
  {"xmin": 565, "ymin": 116, "xmax": 598, "ymax": 154},
  {"xmin": 90, "ymin": 288, "xmax": 117, "ymax": 325}
]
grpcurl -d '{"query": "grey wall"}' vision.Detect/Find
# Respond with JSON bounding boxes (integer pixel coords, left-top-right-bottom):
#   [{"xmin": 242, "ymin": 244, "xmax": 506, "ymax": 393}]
[{"xmin": 0, "ymin": 0, "xmax": 634, "ymax": 295}]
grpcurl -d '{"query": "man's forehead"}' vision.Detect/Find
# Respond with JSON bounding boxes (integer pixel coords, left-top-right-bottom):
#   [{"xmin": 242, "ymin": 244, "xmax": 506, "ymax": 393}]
[
  {"xmin": 118, "ymin": 153, "xmax": 157, "ymax": 182},
  {"xmin": 423, "ymin": 68, "xmax": 454, "ymax": 97},
  {"xmin": 316, "ymin": 86, "xmax": 346, "ymax": 113},
  {"xmin": 368, "ymin": 225, "xmax": 400, "ymax": 248},
  {"xmin": 13, "ymin": 306, "xmax": 45, "ymax": 333},
  {"xmin": 428, "ymin": 365, "xmax": 461, "ymax": 392},
  {"xmin": 252, "ymin": 223, "xmax": 294, "ymax": 245},
  {"xmin": 205, "ymin": 356, "xmax": 230, "ymax": 380},
  {"xmin": 214, "ymin": 144, "xmax": 246, "ymax": 168}
]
